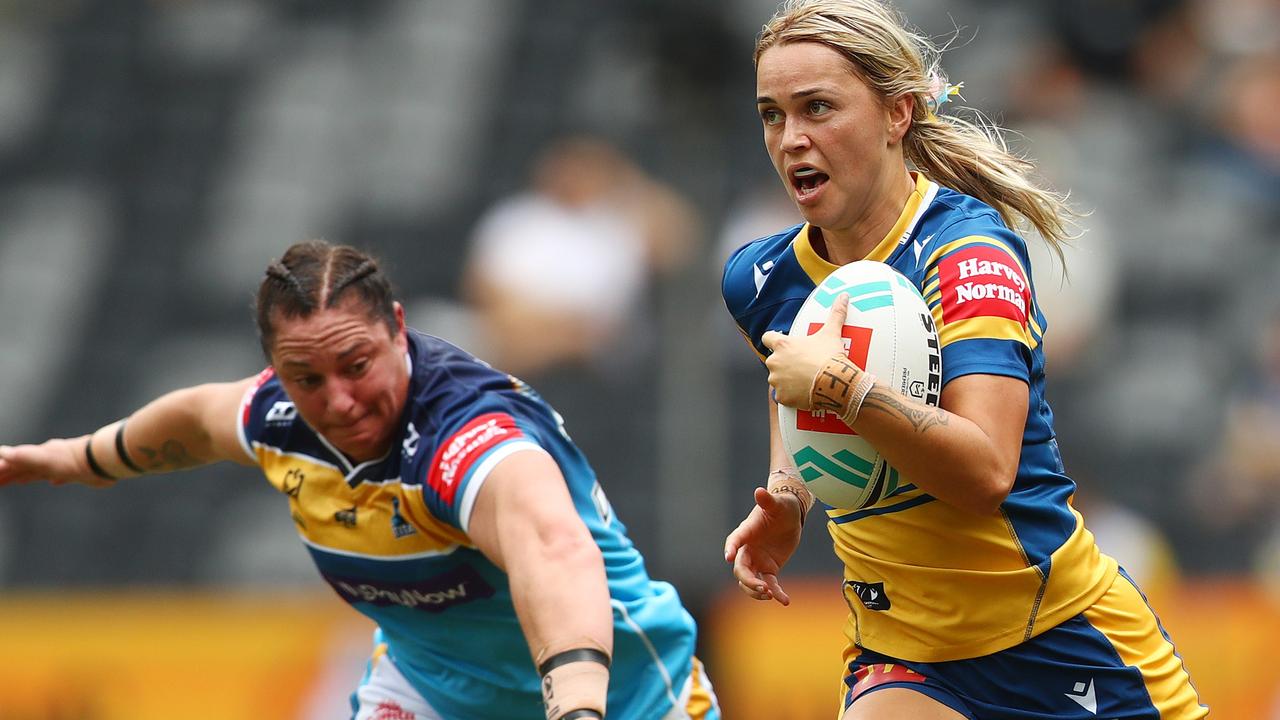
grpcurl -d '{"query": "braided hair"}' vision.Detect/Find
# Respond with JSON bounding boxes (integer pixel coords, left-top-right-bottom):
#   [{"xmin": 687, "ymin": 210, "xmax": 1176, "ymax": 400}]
[{"xmin": 255, "ymin": 240, "xmax": 398, "ymax": 358}]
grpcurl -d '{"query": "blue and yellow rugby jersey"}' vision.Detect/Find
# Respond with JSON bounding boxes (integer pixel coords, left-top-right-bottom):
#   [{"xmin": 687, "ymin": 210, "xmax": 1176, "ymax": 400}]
[
  {"xmin": 236, "ymin": 330, "xmax": 699, "ymax": 720},
  {"xmin": 722, "ymin": 173, "xmax": 1117, "ymax": 663}
]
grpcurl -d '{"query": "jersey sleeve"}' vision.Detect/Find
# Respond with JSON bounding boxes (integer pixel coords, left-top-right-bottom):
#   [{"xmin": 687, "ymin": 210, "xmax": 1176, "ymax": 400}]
[
  {"xmin": 919, "ymin": 225, "xmax": 1037, "ymax": 385},
  {"xmin": 236, "ymin": 367, "xmax": 282, "ymax": 466},
  {"xmin": 418, "ymin": 398, "xmax": 550, "ymax": 535},
  {"xmin": 722, "ymin": 229, "xmax": 803, "ymax": 362}
]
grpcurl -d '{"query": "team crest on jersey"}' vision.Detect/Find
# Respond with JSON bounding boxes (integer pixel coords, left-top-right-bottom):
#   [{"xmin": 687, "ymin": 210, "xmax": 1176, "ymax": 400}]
[
  {"xmin": 427, "ymin": 412, "xmax": 523, "ymax": 505},
  {"xmin": 937, "ymin": 244, "xmax": 1029, "ymax": 326},
  {"xmin": 390, "ymin": 497, "xmax": 417, "ymax": 539},
  {"xmin": 265, "ymin": 401, "xmax": 298, "ymax": 425}
]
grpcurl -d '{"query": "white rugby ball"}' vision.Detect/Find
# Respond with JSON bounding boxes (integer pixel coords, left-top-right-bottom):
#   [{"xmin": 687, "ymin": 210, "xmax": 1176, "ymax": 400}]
[{"xmin": 777, "ymin": 261, "xmax": 942, "ymax": 510}]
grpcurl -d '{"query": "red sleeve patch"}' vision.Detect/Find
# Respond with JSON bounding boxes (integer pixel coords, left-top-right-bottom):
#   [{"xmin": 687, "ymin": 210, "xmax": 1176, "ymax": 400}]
[
  {"xmin": 427, "ymin": 412, "xmax": 524, "ymax": 506},
  {"xmin": 937, "ymin": 245, "xmax": 1030, "ymax": 326}
]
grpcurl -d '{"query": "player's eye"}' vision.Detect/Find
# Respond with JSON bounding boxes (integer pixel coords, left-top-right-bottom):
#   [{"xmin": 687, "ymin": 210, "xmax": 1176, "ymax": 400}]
[
  {"xmin": 347, "ymin": 359, "xmax": 370, "ymax": 376},
  {"xmin": 294, "ymin": 375, "xmax": 322, "ymax": 389},
  {"xmin": 808, "ymin": 100, "xmax": 832, "ymax": 116},
  {"xmin": 760, "ymin": 107, "xmax": 783, "ymax": 126}
]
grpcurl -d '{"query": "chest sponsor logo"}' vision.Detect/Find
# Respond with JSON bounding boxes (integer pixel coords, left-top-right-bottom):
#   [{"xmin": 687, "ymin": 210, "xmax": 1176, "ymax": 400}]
[
  {"xmin": 427, "ymin": 412, "xmax": 523, "ymax": 505},
  {"xmin": 937, "ymin": 245, "xmax": 1030, "ymax": 326},
  {"xmin": 324, "ymin": 565, "xmax": 495, "ymax": 613},
  {"xmin": 845, "ymin": 580, "xmax": 891, "ymax": 611}
]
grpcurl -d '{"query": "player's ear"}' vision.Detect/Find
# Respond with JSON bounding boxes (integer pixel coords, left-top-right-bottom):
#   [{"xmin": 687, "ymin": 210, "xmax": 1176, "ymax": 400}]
[{"xmin": 887, "ymin": 93, "xmax": 913, "ymax": 144}]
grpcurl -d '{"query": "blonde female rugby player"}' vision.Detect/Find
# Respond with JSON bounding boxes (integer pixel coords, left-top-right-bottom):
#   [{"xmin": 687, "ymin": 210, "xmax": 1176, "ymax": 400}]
[{"xmin": 720, "ymin": 1, "xmax": 1205, "ymax": 717}]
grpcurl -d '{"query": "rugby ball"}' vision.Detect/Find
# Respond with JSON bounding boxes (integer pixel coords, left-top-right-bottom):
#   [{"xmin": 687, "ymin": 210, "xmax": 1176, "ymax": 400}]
[{"xmin": 777, "ymin": 261, "xmax": 942, "ymax": 510}]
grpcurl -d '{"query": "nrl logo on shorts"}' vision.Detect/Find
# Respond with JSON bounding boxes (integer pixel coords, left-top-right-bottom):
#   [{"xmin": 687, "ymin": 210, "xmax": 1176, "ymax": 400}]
[{"xmin": 846, "ymin": 580, "xmax": 891, "ymax": 611}]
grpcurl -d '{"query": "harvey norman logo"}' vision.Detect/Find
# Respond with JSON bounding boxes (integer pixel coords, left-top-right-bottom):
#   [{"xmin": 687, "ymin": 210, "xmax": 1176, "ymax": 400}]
[{"xmin": 939, "ymin": 245, "xmax": 1030, "ymax": 324}]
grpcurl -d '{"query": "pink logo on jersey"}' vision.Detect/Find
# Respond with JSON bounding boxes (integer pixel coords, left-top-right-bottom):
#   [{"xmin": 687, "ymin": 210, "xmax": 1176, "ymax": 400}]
[
  {"xmin": 937, "ymin": 245, "xmax": 1029, "ymax": 326},
  {"xmin": 796, "ymin": 323, "xmax": 872, "ymax": 436},
  {"xmin": 427, "ymin": 413, "xmax": 522, "ymax": 506},
  {"xmin": 372, "ymin": 701, "xmax": 415, "ymax": 720}
]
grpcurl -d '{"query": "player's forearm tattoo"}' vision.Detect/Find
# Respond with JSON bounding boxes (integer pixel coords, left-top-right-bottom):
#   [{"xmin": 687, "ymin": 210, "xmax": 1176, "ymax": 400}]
[
  {"xmin": 860, "ymin": 387, "xmax": 951, "ymax": 435},
  {"xmin": 135, "ymin": 440, "xmax": 200, "ymax": 471}
]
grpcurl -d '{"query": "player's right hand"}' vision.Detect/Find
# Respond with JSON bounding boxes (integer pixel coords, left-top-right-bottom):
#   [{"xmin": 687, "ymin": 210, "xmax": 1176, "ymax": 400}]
[
  {"xmin": 0, "ymin": 437, "xmax": 114, "ymax": 488},
  {"xmin": 724, "ymin": 486, "xmax": 804, "ymax": 606}
]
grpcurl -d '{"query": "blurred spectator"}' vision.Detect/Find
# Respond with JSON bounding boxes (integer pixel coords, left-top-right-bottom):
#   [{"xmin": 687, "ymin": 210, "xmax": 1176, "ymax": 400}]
[
  {"xmin": 1193, "ymin": 51, "xmax": 1280, "ymax": 206},
  {"xmin": 463, "ymin": 134, "xmax": 697, "ymax": 379},
  {"xmin": 1186, "ymin": 305, "xmax": 1280, "ymax": 573}
]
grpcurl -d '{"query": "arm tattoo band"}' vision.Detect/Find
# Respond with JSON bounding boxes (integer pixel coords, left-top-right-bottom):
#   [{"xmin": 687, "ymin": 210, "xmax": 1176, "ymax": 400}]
[
  {"xmin": 84, "ymin": 431, "xmax": 116, "ymax": 481},
  {"xmin": 811, "ymin": 354, "xmax": 877, "ymax": 427},
  {"xmin": 767, "ymin": 467, "xmax": 814, "ymax": 526}
]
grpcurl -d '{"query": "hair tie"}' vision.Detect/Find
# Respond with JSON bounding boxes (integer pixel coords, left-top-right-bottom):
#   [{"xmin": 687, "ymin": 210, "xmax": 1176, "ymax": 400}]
[{"xmin": 924, "ymin": 73, "xmax": 964, "ymax": 120}]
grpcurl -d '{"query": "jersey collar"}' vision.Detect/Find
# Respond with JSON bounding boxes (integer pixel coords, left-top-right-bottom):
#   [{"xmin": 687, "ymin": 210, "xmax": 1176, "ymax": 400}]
[{"xmin": 793, "ymin": 172, "xmax": 937, "ymax": 284}]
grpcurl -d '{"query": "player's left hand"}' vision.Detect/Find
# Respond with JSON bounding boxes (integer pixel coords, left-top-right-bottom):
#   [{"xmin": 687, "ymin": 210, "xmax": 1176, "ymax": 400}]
[
  {"xmin": 0, "ymin": 438, "xmax": 115, "ymax": 488},
  {"xmin": 762, "ymin": 293, "xmax": 849, "ymax": 409}
]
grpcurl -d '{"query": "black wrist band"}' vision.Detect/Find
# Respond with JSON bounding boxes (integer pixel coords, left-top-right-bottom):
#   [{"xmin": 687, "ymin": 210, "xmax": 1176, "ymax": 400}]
[
  {"xmin": 559, "ymin": 711, "xmax": 603, "ymax": 720},
  {"xmin": 84, "ymin": 433, "xmax": 115, "ymax": 481},
  {"xmin": 538, "ymin": 648, "xmax": 611, "ymax": 676},
  {"xmin": 115, "ymin": 421, "xmax": 145, "ymax": 474}
]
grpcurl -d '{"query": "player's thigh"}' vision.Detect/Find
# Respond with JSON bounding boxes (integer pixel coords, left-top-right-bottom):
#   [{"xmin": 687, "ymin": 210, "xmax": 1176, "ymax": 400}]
[{"xmin": 842, "ymin": 687, "xmax": 968, "ymax": 720}]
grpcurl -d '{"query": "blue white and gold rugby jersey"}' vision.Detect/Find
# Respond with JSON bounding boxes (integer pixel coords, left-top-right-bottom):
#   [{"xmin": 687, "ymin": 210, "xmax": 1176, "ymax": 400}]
[
  {"xmin": 236, "ymin": 330, "xmax": 699, "ymax": 720},
  {"xmin": 722, "ymin": 173, "xmax": 1117, "ymax": 663}
]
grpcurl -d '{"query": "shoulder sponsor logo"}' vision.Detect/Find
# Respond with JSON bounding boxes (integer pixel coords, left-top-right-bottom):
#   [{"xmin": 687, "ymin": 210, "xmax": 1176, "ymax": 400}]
[
  {"xmin": 323, "ymin": 565, "xmax": 495, "ymax": 613},
  {"xmin": 937, "ymin": 245, "xmax": 1030, "ymax": 326},
  {"xmin": 1065, "ymin": 679, "xmax": 1097, "ymax": 715},
  {"xmin": 753, "ymin": 259, "xmax": 776, "ymax": 297},
  {"xmin": 427, "ymin": 413, "xmax": 523, "ymax": 505},
  {"xmin": 265, "ymin": 401, "xmax": 298, "ymax": 425}
]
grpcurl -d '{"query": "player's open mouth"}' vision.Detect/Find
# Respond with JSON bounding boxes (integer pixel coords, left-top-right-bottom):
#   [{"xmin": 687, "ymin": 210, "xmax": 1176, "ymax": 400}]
[{"xmin": 791, "ymin": 166, "xmax": 828, "ymax": 202}]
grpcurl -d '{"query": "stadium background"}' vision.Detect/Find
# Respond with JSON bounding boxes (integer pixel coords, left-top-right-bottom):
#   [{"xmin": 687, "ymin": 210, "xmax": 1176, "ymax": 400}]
[{"xmin": 0, "ymin": 0, "xmax": 1277, "ymax": 717}]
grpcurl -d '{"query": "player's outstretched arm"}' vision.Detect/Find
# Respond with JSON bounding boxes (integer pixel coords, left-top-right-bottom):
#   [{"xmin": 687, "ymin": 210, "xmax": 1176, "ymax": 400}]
[
  {"xmin": 0, "ymin": 377, "xmax": 259, "ymax": 488},
  {"xmin": 468, "ymin": 448, "xmax": 613, "ymax": 720}
]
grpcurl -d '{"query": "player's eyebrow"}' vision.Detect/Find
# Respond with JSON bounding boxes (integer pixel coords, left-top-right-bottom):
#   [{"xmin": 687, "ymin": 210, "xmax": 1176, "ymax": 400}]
[
  {"xmin": 757, "ymin": 87, "xmax": 826, "ymax": 104},
  {"xmin": 277, "ymin": 340, "xmax": 371, "ymax": 368}
]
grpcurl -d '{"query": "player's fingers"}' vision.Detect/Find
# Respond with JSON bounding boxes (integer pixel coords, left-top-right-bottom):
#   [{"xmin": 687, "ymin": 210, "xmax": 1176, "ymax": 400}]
[
  {"xmin": 732, "ymin": 551, "xmax": 768, "ymax": 595},
  {"xmin": 761, "ymin": 330, "xmax": 786, "ymax": 351},
  {"xmin": 821, "ymin": 293, "xmax": 850, "ymax": 335},
  {"xmin": 759, "ymin": 573, "xmax": 790, "ymax": 606}
]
